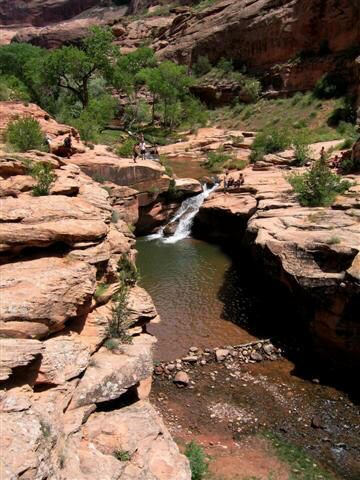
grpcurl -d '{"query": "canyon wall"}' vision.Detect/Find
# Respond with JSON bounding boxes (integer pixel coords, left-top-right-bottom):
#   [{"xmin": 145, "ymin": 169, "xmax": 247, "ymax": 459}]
[
  {"xmin": 0, "ymin": 102, "xmax": 190, "ymax": 480},
  {"xmin": 192, "ymin": 158, "xmax": 360, "ymax": 372}
]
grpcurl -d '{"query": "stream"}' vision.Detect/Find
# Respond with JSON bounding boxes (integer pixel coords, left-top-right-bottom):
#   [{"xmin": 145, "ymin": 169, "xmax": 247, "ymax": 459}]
[{"xmin": 136, "ymin": 186, "xmax": 360, "ymax": 479}]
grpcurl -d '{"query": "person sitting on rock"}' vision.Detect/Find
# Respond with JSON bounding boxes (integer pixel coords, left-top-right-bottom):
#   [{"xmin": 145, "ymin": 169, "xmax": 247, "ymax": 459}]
[
  {"xmin": 330, "ymin": 155, "xmax": 339, "ymax": 168},
  {"xmin": 63, "ymin": 133, "xmax": 72, "ymax": 159},
  {"xmin": 71, "ymin": 128, "xmax": 80, "ymax": 143},
  {"xmin": 227, "ymin": 177, "xmax": 234, "ymax": 189},
  {"xmin": 239, "ymin": 173, "xmax": 244, "ymax": 185}
]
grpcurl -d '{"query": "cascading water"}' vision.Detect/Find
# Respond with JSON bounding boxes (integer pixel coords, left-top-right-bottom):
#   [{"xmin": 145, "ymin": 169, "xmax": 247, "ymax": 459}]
[{"xmin": 146, "ymin": 183, "xmax": 218, "ymax": 244}]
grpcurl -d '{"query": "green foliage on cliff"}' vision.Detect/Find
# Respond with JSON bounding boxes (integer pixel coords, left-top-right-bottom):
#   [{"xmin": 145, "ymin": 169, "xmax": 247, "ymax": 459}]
[
  {"xmin": 29, "ymin": 161, "xmax": 56, "ymax": 196},
  {"xmin": 287, "ymin": 157, "xmax": 352, "ymax": 207},
  {"xmin": 5, "ymin": 117, "xmax": 46, "ymax": 152}
]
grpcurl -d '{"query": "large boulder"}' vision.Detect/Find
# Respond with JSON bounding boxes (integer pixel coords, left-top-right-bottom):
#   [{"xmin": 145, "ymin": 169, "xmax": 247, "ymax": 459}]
[
  {"xmin": 0, "ymin": 195, "xmax": 108, "ymax": 254},
  {"xmin": 69, "ymin": 336, "xmax": 154, "ymax": 409},
  {"xmin": 0, "ymin": 257, "xmax": 96, "ymax": 338},
  {"xmin": 0, "ymin": 339, "xmax": 43, "ymax": 381}
]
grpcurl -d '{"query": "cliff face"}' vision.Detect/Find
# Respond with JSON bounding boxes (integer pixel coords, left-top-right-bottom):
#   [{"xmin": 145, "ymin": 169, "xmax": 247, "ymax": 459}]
[
  {"xmin": 190, "ymin": 137, "xmax": 360, "ymax": 371},
  {"xmin": 0, "ymin": 0, "xmax": 101, "ymax": 27},
  {"xmin": 0, "ymin": 102, "xmax": 191, "ymax": 480},
  {"xmin": 2, "ymin": 0, "xmax": 359, "ymax": 104}
]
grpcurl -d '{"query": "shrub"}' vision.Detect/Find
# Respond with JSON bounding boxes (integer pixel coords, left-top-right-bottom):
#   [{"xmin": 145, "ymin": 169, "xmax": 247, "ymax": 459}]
[
  {"xmin": 117, "ymin": 254, "xmax": 139, "ymax": 286},
  {"xmin": 115, "ymin": 139, "xmax": 136, "ymax": 158},
  {"xmin": 294, "ymin": 141, "xmax": 311, "ymax": 166},
  {"xmin": 314, "ymin": 73, "xmax": 347, "ymax": 99},
  {"xmin": 326, "ymin": 236, "xmax": 341, "ymax": 245},
  {"xmin": 164, "ymin": 178, "xmax": 182, "ymax": 202},
  {"xmin": 204, "ymin": 149, "xmax": 232, "ymax": 172},
  {"xmin": 113, "ymin": 450, "xmax": 131, "ymax": 462},
  {"xmin": 287, "ymin": 157, "xmax": 352, "ymax": 206},
  {"xmin": 95, "ymin": 282, "xmax": 109, "ymax": 298},
  {"xmin": 185, "ymin": 441, "xmax": 209, "ymax": 480},
  {"xmin": 250, "ymin": 128, "xmax": 291, "ymax": 163},
  {"xmin": 217, "ymin": 57, "xmax": 234, "ymax": 74},
  {"xmin": 291, "ymin": 92, "xmax": 303, "ymax": 105},
  {"xmin": 192, "ymin": 55, "xmax": 212, "ymax": 77},
  {"xmin": 242, "ymin": 78, "xmax": 262, "ymax": 102},
  {"xmin": 6, "ymin": 117, "xmax": 46, "ymax": 152},
  {"xmin": 227, "ymin": 159, "xmax": 247, "ymax": 170},
  {"xmin": 108, "ymin": 286, "xmax": 131, "ymax": 340},
  {"xmin": 29, "ymin": 162, "xmax": 55, "ymax": 196},
  {"xmin": 165, "ymin": 165, "xmax": 174, "ymax": 177},
  {"xmin": 104, "ymin": 338, "xmax": 119, "ymax": 351}
]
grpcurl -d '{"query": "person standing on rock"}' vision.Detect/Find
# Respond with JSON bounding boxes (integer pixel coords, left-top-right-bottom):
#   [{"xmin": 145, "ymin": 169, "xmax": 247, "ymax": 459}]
[
  {"xmin": 320, "ymin": 146, "xmax": 325, "ymax": 161},
  {"xmin": 132, "ymin": 142, "xmax": 140, "ymax": 163},
  {"xmin": 44, "ymin": 134, "xmax": 52, "ymax": 153},
  {"xmin": 140, "ymin": 134, "xmax": 146, "ymax": 161}
]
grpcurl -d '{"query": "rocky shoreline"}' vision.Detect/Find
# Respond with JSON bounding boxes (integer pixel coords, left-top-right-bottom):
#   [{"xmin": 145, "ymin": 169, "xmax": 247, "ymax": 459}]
[{"xmin": 154, "ymin": 340, "xmax": 282, "ymax": 387}]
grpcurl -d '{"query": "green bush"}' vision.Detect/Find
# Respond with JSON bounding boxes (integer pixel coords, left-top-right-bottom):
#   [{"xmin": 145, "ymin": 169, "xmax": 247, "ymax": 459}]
[
  {"xmin": 250, "ymin": 128, "xmax": 291, "ymax": 162},
  {"xmin": 227, "ymin": 159, "xmax": 247, "ymax": 170},
  {"xmin": 204, "ymin": 149, "xmax": 232, "ymax": 172},
  {"xmin": 217, "ymin": 57, "xmax": 234, "ymax": 73},
  {"xmin": 115, "ymin": 139, "xmax": 137, "ymax": 158},
  {"xmin": 113, "ymin": 450, "xmax": 131, "ymax": 462},
  {"xmin": 294, "ymin": 141, "xmax": 311, "ymax": 166},
  {"xmin": 29, "ymin": 161, "xmax": 56, "ymax": 196},
  {"xmin": 287, "ymin": 157, "xmax": 352, "ymax": 206},
  {"xmin": 117, "ymin": 254, "xmax": 139, "ymax": 286},
  {"xmin": 185, "ymin": 441, "xmax": 209, "ymax": 480},
  {"xmin": 6, "ymin": 117, "xmax": 46, "ymax": 152},
  {"xmin": 192, "ymin": 55, "xmax": 212, "ymax": 77},
  {"xmin": 242, "ymin": 78, "xmax": 262, "ymax": 102},
  {"xmin": 108, "ymin": 286, "xmax": 131, "ymax": 340},
  {"xmin": 104, "ymin": 338, "xmax": 119, "ymax": 351},
  {"xmin": 314, "ymin": 73, "xmax": 347, "ymax": 99}
]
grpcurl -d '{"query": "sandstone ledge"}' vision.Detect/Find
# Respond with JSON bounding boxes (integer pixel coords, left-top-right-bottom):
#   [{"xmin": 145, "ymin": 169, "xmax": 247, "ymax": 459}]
[{"xmin": 194, "ymin": 166, "xmax": 360, "ymax": 369}]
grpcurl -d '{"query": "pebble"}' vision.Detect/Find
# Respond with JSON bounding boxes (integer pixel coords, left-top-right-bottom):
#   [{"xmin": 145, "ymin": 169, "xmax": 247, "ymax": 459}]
[
  {"xmin": 215, "ymin": 349, "xmax": 229, "ymax": 362},
  {"xmin": 189, "ymin": 346, "xmax": 198, "ymax": 353},
  {"xmin": 182, "ymin": 356, "xmax": 198, "ymax": 363},
  {"xmin": 173, "ymin": 371, "xmax": 189, "ymax": 386},
  {"xmin": 250, "ymin": 352, "xmax": 263, "ymax": 362}
]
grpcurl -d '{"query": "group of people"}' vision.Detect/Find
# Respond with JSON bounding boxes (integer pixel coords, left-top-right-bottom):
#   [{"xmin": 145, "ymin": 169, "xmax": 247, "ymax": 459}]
[
  {"xmin": 45, "ymin": 127, "xmax": 80, "ymax": 159},
  {"xmin": 223, "ymin": 172, "xmax": 244, "ymax": 192},
  {"xmin": 320, "ymin": 146, "xmax": 350, "ymax": 170},
  {"xmin": 132, "ymin": 133, "xmax": 159, "ymax": 163}
]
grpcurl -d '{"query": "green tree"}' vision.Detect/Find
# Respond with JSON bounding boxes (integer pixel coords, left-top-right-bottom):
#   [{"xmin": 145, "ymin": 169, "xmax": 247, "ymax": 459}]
[
  {"xmin": 0, "ymin": 43, "xmax": 45, "ymax": 104},
  {"xmin": 112, "ymin": 47, "xmax": 156, "ymax": 126},
  {"xmin": 5, "ymin": 117, "xmax": 46, "ymax": 152},
  {"xmin": 72, "ymin": 94, "xmax": 116, "ymax": 142},
  {"xmin": 140, "ymin": 61, "xmax": 193, "ymax": 127},
  {"xmin": 287, "ymin": 157, "xmax": 352, "ymax": 206},
  {"xmin": 36, "ymin": 27, "xmax": 115, "ymax": 109}
]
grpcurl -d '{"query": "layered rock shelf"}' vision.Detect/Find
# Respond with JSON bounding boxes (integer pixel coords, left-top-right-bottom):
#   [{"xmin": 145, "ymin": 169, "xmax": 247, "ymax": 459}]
[
  {"xmin": 0, "ymin": 103, "xmax": 191, "ymax": 480},
  {"xmin": 193, "ymin": 160, "xmax": 360, "ymax": 371}
]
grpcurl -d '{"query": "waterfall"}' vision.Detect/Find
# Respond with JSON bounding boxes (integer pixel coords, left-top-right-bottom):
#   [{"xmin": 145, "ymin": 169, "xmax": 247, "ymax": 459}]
[{"xmin": 146, "ymin": 183, "xmax": 218, "ymax": 244}]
